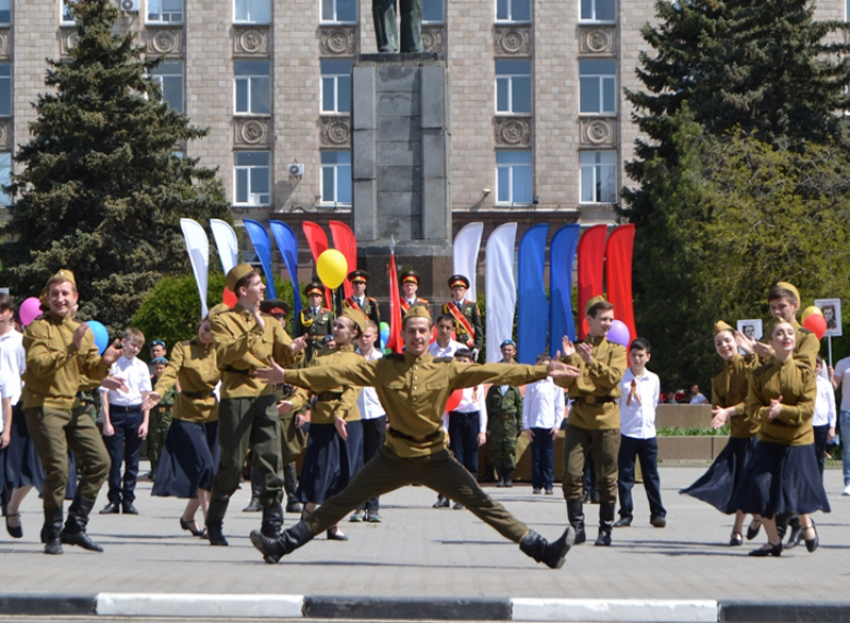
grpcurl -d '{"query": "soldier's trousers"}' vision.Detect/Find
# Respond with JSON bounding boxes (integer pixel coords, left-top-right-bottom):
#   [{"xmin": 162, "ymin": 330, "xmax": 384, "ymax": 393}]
[
  {"xmin": 211, "ymin": 396, "xmax": 283, "ymax": 508},
  {"xmin": 25, "ymin": 407, "xmax": 109, "ymax": 509},
  {"xmin": 562, "ymin": 424, "xmax": 618, "ymax": 504},
  {"xmin": 305, "ymin": 446, "xmax": 529, "ymax": 542},
  {"xmin": 279, "ymin": 413, "xmax": 307, "ymax": 466},
  {"xmin": 490, "ymin": 420, "xmax": 519, "ymax": 471},
  {"xmin": 147, "ymin": 408, "xmax": 172, "ymax": 474}
]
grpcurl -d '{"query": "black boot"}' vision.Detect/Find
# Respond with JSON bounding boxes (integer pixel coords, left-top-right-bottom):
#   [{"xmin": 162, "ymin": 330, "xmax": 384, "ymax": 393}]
[
  {"xmin": 206, "ymin": 499, "xmax": 229, "ymax": 546},
  {"xmin": 503, "ymin": 469, "xmax": 514, "ymax": 488},
  {"xmin": 496, "ymin": 470, "xmax": 506, "ymax": 488},
  {"xmin": 250, "ymin": 521, "xmax": 314, "ymax": 564},
  {"xmin": 566, "ymin": 499, "xmax": 586, "ymax": 545},
  {"xmin": 519, "ymin": 527, "xmax": 575, "ymax": 569},
  {"xmin": 61, "ymin": 496, "xmax": 103, "ymax": 552},
  {"xmin": 242, "ymin": 467, "xmax": 263, "ymax": 512},
  {"xmin": 43, "ymin": 507, "xmax": 64, "ymax": 555},
  {"xmin": 785, "ymin": 514, "xmax": 803, "ymax": 549},
  {"xmin": 261, "ymin": 503, "xmax": 284, "ymax": 538},
  {"xmin": 283, "ymin": 464, "xmax": 302, "ymax": 513},
  {"xmin": 595, "ymin": 502, "xmax": 615, "ymax": 546}
]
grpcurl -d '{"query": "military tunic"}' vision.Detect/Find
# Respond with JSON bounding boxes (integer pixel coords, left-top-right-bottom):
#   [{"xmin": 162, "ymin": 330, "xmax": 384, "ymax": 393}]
[
  {"xmin": 712, "ymin": 354, "xmax": 760, "ymax": 439},
  {"xmin": 746, "ymin": 358, "xmax": 815, "ymax": 446},
  {"xmin": 295, "ymin": 306, "xmax": 334, "ymax": 361},
  {"xmin": 486, "ymin": 383, "xmax": 523, "ymax": 474},
  {"xmin": 759, "ymin": 320, "xmax": 819, "ymax": 371},
  {"xmin": 442, "ymin": 300, "xmax": 484, "ymax": 353}
]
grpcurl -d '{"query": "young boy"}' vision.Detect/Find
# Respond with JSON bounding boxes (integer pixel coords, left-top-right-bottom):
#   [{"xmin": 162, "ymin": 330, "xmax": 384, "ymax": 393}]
[
  {"xmin": 522, "ymin": 354, "xmax": 565, "ymax": 495},
  {"xmin": 430, "ymin": 314, "xmax": 465, "ymax": 358},
  {"xmin": 614, "ymin": 338, "xmax": 666, "ymax": 528},
  {"xmin": 99, "ymin": 328, "xmax": 151, "ymax": 515}
]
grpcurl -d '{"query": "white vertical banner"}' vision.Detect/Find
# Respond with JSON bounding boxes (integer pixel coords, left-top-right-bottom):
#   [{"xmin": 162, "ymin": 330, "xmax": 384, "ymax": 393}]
[
  {"xmin": 485, "ymin": 223, "xmax": 518, "ymax": 363},
  {"xmin": 210, "ymin": 218, "xmax": 239, "ymax": 275},
  {"xmin": 453, "ymin": 222, "xmax": 484, "ymax": 301},
  {"xmin": 180, "ymin": 218, "xmax": 210, "ymax": 318}
]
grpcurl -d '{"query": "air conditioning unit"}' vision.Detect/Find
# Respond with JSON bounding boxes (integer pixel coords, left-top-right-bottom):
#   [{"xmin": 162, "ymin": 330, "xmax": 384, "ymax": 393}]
[
  {"xmin": 288, "ymin": 163, "xmax": 304, "ymax": 177},
  {"xmin": 119, "ymin": 0, "xmax": 140, "ymax": 12}
]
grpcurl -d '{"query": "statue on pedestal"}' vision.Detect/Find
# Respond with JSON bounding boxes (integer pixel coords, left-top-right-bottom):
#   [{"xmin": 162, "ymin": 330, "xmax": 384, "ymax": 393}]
[{"xmin": 373, "ymin": 0, "xmax": 423, "ymax": 53}]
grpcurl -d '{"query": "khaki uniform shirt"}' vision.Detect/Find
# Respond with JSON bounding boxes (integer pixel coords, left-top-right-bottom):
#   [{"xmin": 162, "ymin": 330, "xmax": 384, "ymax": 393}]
[
  {"xmin": 211, "ymin": 307, "xmax": 303, "ymax": 399},
  {"xmin": 154, "ymin": 339, "xmax": 220, "ymax": 423},
  {"xmin": 286, "ymin": 352, "xmax": 549, "ymax": 458},
  {"xmin": 556, "ymin": 336, "xmax": 627, "ymax": 430},
  {"xmin": 297, "ymin": 346, "xmax": 362, "ymax": 425},
  {"xmin": 712, "ymin": 354, "xmax": 760, "ymax": 438},
  {"xmin": 22, "ymin": 313, "xmax": 111, "ymax": 410},
  {"xmin": 746, "ymin": 357, "xmax": 816, "ymax": 446},
  {"xmin": 760, "ymin": 320, "xmax": 819, "ymax": 370}
]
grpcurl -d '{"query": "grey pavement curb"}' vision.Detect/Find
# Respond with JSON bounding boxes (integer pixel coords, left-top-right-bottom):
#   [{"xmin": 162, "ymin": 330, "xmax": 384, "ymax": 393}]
[{"xmin": 2, "ymin": 593, "xmax": 850, "ymax": 621}]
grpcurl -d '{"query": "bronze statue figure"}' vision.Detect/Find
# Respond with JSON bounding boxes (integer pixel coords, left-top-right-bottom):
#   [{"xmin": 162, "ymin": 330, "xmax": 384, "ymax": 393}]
[{"xmin": 373, "ymin": 0, "xmax": 423, "ymax": 53}]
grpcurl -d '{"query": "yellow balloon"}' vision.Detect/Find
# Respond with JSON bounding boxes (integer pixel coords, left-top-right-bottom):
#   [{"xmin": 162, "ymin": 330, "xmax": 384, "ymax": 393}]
[
  {"xmin": 316, "ymin": 249, "xmax": 348, "ymax": 290},
  {"xmin": 801, "ymin": 305, "xmax": 823, "ymax": 324}
]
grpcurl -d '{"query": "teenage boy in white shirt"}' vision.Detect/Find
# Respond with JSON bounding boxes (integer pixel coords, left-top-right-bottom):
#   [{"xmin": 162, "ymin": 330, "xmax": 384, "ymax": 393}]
[
  {"xmin": 430, "ymin": 315, "xmax": 465, "ymax": 358},
  {"xmin": 613, "ymin": 337, "xmax": 666, "ymax": 528},
  {"xmin": 522, "ymin": 354, "xmax": 566, "ymax": 495}
]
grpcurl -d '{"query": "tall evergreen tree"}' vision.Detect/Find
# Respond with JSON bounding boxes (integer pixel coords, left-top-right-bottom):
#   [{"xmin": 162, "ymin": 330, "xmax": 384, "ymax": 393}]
[{"xmin": 1, "ymin": 0, "xmax": 231, "ymax": 330}]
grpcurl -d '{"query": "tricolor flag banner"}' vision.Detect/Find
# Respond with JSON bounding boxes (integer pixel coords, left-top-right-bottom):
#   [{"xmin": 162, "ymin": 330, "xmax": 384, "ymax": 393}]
[
  {"xmin": 516, "ymin": 223, "xmax": 549, "ymax": 364},
  {"xmin": 209, "ymin": 218, "xmax": 239, "ymax": 275},
  {"xmin": 243, "ymin": 219, "xmax": 276, "ymax": 299},
  {"xmin": 453, "ymin": 222, "xmax": 484, "ymax": 301},
  {"xmin": 180, "ymin": 218, "xmax": 210, "ymax": 317},
  {"xmin": 485, "ymin": 223, "xmax": 518, "ymax": 363},
  {"xmin": 549, "ymin": 223, "xmax": 581, "ymax": 353},
  {"xmin": 269, "ymin": 220, "xmax": 302, "ymax": 320}
]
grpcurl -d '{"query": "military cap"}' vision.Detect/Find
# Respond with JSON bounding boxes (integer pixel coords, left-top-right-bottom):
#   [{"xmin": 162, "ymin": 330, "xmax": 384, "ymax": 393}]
[
  {"xmin": 304, "ymin": 282, "xmax": 324, "ymax": 297},
  {"xmin": 403, "ymin": 305, "xmax": 432, "ymax": 321},
  {"xmin": 151, "ymin": 357, "xmax": 168, "ymax": 365},
  {"xmin": 500, "ymin": 339, "xmax": 516, "ymax": 348},
  {"xmin": 348, "ymin": 270, "xmax": 369, "ymax": 284},
  {"xmin": 49, "ymin": 269, "xmax": 77, "ymax": 288},
  {"xmin": 400, "ymin": 270, "xmax": 420, "ymax": 285},
  {"xmin": 448, "ymin": 274, "xmax": 470, "ymax": 290},
  {"xmin": 260, "ymin": 299, "xmax": 289, "ymax": 315},
  {"xmin": 341, "ymin": 307, "xmax": 368, "ymax": 333},
  {"xmin": 714, "ymin": 320, "xmax": 734, "ymax": 335},
  {"xmin": 584, "ymin": 295, "xmax": 606, "ymax": 316},
  {"xmin": 226, "ymin": 262, "xmax": 255, "ymax": 293},
  {"xmin": 775, "ymin": 281, "xmax": 801, "ymax": 304},
  {"xmin": 149, "ymin": 339, "xmax": 166, "ymax": 349},
  {"xmin": 454, "ymin": 349, "xmax": 475, "ymax": 360}
]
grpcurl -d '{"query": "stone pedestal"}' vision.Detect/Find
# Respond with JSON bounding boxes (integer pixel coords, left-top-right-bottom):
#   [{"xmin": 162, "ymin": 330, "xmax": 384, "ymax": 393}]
[{"xmin": 351, "ymin": 52, "xmax": 452, "ymax": 304}]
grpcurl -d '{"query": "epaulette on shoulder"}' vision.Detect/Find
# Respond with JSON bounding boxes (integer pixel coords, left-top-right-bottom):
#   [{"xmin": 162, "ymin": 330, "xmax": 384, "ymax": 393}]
[
  {"xmin": 367, "ymin": 296, "xmax": 378, "ymax": 303},
  {"xmin": 433, "ymin": 357, "xmax": 454, "ymax": 363}
]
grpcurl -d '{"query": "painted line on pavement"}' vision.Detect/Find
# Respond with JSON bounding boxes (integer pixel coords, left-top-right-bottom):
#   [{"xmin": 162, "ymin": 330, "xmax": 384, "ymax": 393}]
[
  {"xmin": 511, "ymin": 598, "xmax": 719, "ymax": 622},
  {"xmin": 96, "ymin": 593, "xmax": 305, "ymax": 618}
]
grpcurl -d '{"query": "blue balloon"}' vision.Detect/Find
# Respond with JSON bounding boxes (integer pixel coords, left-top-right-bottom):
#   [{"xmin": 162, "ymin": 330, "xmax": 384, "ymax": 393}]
[
  {"xmin": 87, "ymin": 320, "xmax": 109, "ymax": 355},
  {"xmin": 379, "ymin": 321, "xmax": 390, "ymax": 346}
]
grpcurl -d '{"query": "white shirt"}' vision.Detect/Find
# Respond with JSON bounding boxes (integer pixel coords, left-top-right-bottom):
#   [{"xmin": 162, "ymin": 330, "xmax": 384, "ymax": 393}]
[
  {"xmin": 522, "ymin": 377, "xmax": 565, "ymax": 430},
  {"xmin": 442, "ymin": 384, "xmax": 488, "ymax": 433},
  {"xmin": 618, "ymin": 368, "xmax": 661, "ymax": 439},
  {"xmin": 430, "ymin": 339, "xmax": 464, "ymax": 358},
  {"xmin": 101, "ymin": 355, "xmax": 152, "ymax": 406},
  {"xmin": 356, "ymin": 347, "xmax": 385, "ymax": 421},
  {"xmin": 814, "ymin": 372, "xmax": 837, "ymax": 427},
  {"xmin": 833, "ymin": 355, "xmax": 850, "ymax": 412},
  {"xmin": 0, "ymin": 329, "xmax": 24, "ymax": 406}
]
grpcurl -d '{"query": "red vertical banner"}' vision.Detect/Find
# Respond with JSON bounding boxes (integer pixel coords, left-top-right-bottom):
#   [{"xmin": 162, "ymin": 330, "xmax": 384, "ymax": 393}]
[
  {"xmin": 329, "ymin": 220, "xmax": 357, "ymax": 299},
  {"xmin": 302, "ymin": 222, "xmax": 332, "ymax": 303},
  {"xmin": 577, "ymin": 224, "xmax": 607, "ymax": 339},
  {"xmin": 605, "ymin": 224, "xmax": 637, "ymax": 341},
  {"xmin": 386, "ymin": 252, "xmax": 403, "ymax": 353}
]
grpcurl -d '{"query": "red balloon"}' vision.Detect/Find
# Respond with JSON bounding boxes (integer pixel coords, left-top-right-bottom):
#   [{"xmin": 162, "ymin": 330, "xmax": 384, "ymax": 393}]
[
  {"xmin": 445, "ymin": 389, "xmax": 463, "ymax": 413},
  {"xmin": 803, "ymin": 313, "xmax": 827, "ymax": 340},
  {"xmin": 222, "ymin": 288, "xmax": 237, "ymax": 307}
]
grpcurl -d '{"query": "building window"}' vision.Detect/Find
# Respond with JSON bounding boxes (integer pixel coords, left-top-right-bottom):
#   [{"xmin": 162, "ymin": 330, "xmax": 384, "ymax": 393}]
[
  {"xmin": 423, "ymin": 0, "xmax": 444, "ymax": 23},
  {"xmin": 0, "ymin": 63, "xmax": 10, "ymax": 117},
  {"xmin": 0, "ymin": 0, "xmax": 10, "ymax": 25},
  {"xmin": 580, "ymin": 151, "xmax": 617, "ymax": 203},
  {"xmin": 496, "ymin": 0, "xmax": 530, "ymax": 23},
  {"xmin": 321, "ymin": 0, "xmax": 356, "ymax": 23},
  {"xmin": 580, "ymin": 0, "xmax": 615, "ymax": 22},
  {"xmin": 151, "ymin": 61, "xmax": 183, "ymax": 113},
  {"xmin": 579, "ymin": 59, "xmax": 616, "ymax": 114},
  {"xmin": 321, "ymin": 151, "xmax": 352, "ymax": 205},
  {"xmin": 234, "ymin": 0, "xmax": 271, "ymax": 24},
  {"xmin": 321, "ymin": 60, "xmax": 354, "ymax": 114},
  {"xmin": 61, "ymin": 1, "xmax": 74, "ymax": 24},
  {"xmin": 234, "ymin": 151, "xmax": 271, "ymax": 206},
  {"xmin": 496, "ymin": 150, "xmax": 532, "ymax": 204},
  {"xmin": 234, "ymin": 60, "xmax": 270, "ymax": 115},
  {"xmin": 496, "ymin": 60, "xmax": 531, "ymax": 114},
  {"xmin": 0, "ymin": 152, "xmax": 10, "ymax": 207},
  {"xmin": 148, "ymin": 0, "xmax": 183, "ymax": 23}
]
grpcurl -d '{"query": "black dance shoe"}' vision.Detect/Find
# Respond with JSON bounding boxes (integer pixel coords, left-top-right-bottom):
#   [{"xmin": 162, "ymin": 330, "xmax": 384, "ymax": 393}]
[
  {"xmin": 803, "ymin": 521, "xmax": 818, "ymax": 553},
  {"xmin": 730, "ymin": 532, "xmax": 743, "ymax": 546},
  {"xmin": 748, "ymin": 542, "xmax": 782, "ymax": 557},
  {"xmin": 746, "ymin": 519, "xmax": 761, "ymax": 540},
  {"xmin": 180, "ymin": 517, "xmax": 206, "ymax": 537}
]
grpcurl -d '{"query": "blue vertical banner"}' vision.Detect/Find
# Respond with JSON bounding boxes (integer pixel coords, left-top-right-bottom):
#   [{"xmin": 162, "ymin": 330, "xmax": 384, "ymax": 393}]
[
  {"xmin": 549, "ymin": 224, "xmax": 580, "ymax": 355},
  {"xmin": 242, "ymin": 219, "xmax": 276, "ymax": 299},
  {"xmin": 517, "ymin": 223, "xmax": 549, "ymax": 364},
  {"xmin": 269, "ymin": 220, "xmax": 302, "ymax": 320}
]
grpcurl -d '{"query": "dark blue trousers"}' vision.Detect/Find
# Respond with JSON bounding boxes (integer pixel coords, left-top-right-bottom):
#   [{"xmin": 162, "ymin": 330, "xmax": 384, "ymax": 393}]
[
  {"xmin": 813, "ymin": 424, "xmax": 830, "ymax": 477},
  {"xmin": 448, "ymin": 411, "xmax": 480, "ymax": 479},
  {"xmin": 617, "ymin": 435, "xmax": 666, "ymax": 520},
  {"xmin": 530, "ymin": 427, "xmax": 555, "ymax": 490},
  {"xmin": 103, "ymin": 406, "xmax": 143, "ymax": 504}
]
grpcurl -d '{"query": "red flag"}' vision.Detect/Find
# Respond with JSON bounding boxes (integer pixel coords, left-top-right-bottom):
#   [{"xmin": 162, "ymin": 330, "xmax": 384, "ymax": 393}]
[
  {"xmin": 302, "ymin": 222, "xmax": 332, "ymax": 304},
  {"xmin": 329, "ymin": 220, "xmax": 357, "ymax": 299},
  {"xmin": 386, "ymin": 252, "xmax": 403, "ymax": 353},
  {"xmin": 577, "ymin": 224, "xmax": 607, "ymax": 339},
  {"xmin": 605, "ymin": 224, "xmax": 637, "ymax": 341}
]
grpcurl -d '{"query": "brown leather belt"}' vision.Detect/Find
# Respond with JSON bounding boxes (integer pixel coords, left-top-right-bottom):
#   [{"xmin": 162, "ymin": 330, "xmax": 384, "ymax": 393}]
[
  {"xmin": 388, "ymin": 428, "xmax": 443, "ymax": 443},
  {"xmin": 572, "ymin": 396, "xmax": 617, "ymax": 405},
  {"xmin": 316, "ymin": 391, "xmax": 343, "ymax": 402},
  {"xmin": 182, "ymin": 390, "xmax": 214, "ymax": 399}
]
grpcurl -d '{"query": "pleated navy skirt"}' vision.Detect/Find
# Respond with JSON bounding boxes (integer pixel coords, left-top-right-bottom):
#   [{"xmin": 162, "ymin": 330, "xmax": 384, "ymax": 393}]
[
  {"xmin": 297, "ymin": 422, "xmax": 352, "ymax": 505},
  {"xmin": 729, "ymin": 441, "xmax": 831, "ymax": 518},
  {"xmin": 152, "ymin": 420, "xmax": 221, "ymax": 499},
  {"xmin": 680, "ymin": 436, "xmax": 756, "ymax": 514},
  {"xmin": 344, "ymin": 419, "xmax": 365, "ymax": 479}
]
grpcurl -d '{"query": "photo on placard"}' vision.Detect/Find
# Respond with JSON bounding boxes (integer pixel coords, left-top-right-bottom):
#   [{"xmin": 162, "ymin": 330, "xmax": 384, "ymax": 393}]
[
  {"xmin": 814, "ymin": 298, "xmax": 842, "ymax": 338},
  {"xmin": 737, "ymin": 319, "xmax": 763, "ymax": 341}
]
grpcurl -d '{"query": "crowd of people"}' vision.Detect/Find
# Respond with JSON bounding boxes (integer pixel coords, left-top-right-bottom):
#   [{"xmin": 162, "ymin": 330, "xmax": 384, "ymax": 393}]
[{"xmin": 0, "ymin": 266, "xmax": 840, "ymax": 565}]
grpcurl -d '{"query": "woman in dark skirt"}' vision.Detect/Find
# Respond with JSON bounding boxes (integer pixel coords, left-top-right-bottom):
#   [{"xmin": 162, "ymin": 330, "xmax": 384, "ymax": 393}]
[
  {"xmin": 145, "ymin": 316, "xmax": 220, "ymax": 538},
  {"xmin": 730, "ymin": 320, "xmax": 829, "ymax": 557},
  {"xmin": 681, "ymin": 321, "xmax": 761, "ymax": 546},
  {"xmin": 288, "ymin": 309, "xmax": 365, "ymax": 541}
]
